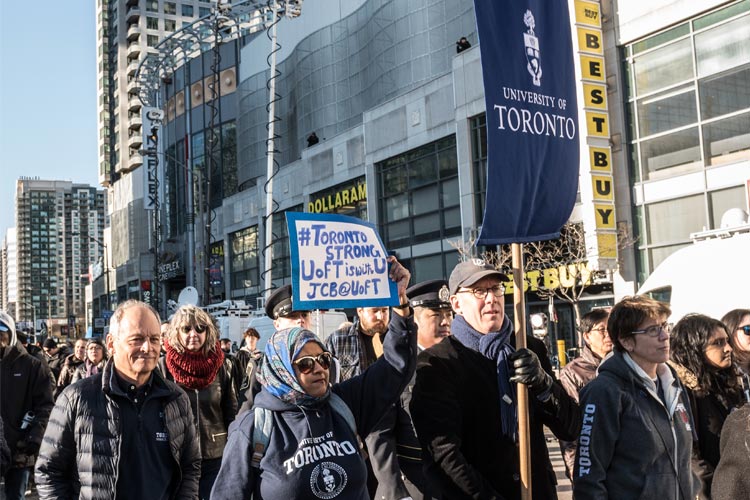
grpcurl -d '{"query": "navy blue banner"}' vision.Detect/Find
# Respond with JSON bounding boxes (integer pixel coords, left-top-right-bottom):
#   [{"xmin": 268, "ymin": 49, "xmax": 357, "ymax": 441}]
[{"xmin": 474, "ymin": 0, "xmax": 579, "ymax": 245}]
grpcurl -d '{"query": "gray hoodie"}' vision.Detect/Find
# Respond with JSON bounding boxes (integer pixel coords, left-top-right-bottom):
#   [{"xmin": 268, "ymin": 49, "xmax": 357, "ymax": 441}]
[{"xmin": 574, "ymin": 350, "xmax": 699, "ymax": 500}]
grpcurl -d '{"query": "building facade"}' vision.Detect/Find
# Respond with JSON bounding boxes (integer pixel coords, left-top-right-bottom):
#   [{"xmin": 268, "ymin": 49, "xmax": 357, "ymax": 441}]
[
  {"xmin": 14, "ymin": 179, "xmax": 107, "ymax": 336},
  {"xmin": 95, "ymin": 0, "xmax": 219, "ymax": 318},
  {"xmin": 145, "ymin": 0, "xmax": 748, "ymax": 348},
  {"xmin": 0, "ymin": 228, "xmax": 16, "ymax": 314}
]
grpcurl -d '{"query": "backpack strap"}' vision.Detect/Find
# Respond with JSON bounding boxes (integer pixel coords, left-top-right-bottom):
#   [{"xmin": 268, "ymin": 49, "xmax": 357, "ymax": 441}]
[{"xmin": 252, "ymin": 407, "xmax": 274, "ymax": 468}]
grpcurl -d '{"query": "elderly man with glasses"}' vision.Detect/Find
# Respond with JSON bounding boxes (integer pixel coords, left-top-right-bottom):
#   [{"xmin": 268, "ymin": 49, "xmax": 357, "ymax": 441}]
[
  {"xmin": 410, "ymin": 259, "xmax": 580, "ymax": 499},
  {"xmin": 36, "ymin": 300, "xmax": 201, "ymax": 500}
]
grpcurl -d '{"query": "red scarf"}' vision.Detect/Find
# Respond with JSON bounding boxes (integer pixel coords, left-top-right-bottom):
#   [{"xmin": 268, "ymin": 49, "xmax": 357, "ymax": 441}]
[{"xmin": 164, "ymin": 338, "xmax": 225, "ymax": 390}]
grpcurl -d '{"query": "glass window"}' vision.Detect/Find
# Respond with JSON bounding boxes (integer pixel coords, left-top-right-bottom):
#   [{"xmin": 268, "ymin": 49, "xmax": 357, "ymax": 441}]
[
  {"xmin": 145, "ymin": 0, "xmax": 158, "ymax": 13},
  {"xmin": 632, "ymin": 23, "xmax": 690, "ymax": 55},
  {"xmin": 695, "ymin": 15, "xmax": 750, "ymax": 77},
  {"xmin": 182, "ymin": 4, "xmax": 194, "ymax": 16},
  {"xmin": 147, "ymin": 34, "xmax": 159, "ymax": 47},
  {"xmin": 377, "ymin": 135, "xmax": 459, "ymax": 250},
  {"xmin": 703, "ymin": 112, "xmax": 750, "ymax": 165},
  {"xmin": 633, "ymin": 38, "xmax": 694, "ymax": 96},
  {"xmin": 470, "ymin": 114, "xmax": 488, "ymax": 223},
  {"xmin": 164, "ymin": 2, "xmax": 176, "ymax": 15},
  {"xmin": 709, "ymin": 185, "xmax": 747, "ymax": 228},
  {"xmin": 646, "ymin": 195, "xmax": 705, "ymax": 244},
  {"xmin": 164, "ymin": 19, "xmax": 176, "ymax": 32},
  {"xmin": 199, "ymin": 6, "xmax": 210, "ymax": 17},
  {"xmin": 694, "ymin": 0, "xmax": 750, "ymax": 31},
  {"xmin": 640, "ymin": 127, "xmax": 702, "ymax": 179},
  {"xmin": 230, "ymin": 226, "xmax": 259, "ymax": 294},
  {"xmin": 699, "ymin": 66, "xmax": 750, "ymax": 119},
  {"xmin": 146, "ymin": 16, "xmax": 159, "ymax": 30},
  {"xmin": 636, "ymin": 87, "xmax": 697, "ymax": 137},
  {"xmin": 649, "ymin": 243, "xmax": 691, "ymax": 270}
]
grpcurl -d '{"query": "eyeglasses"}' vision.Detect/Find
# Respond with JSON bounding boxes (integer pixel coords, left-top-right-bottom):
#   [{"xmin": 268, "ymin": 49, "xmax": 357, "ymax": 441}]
[
  {"xmin": 180, "ymin": 324, "xmax": 207, "ymax": 334},
  {"xmin": 737, "ymin": 325, "xmax": 750, "ymax": 335},
  {"xmin": 590, "ymin": 326, "xmax": 608, "ymax": 334},
  {"xmin": 632, "ymin": 322, "xmax": 672, "ymax": 338},
  {"xmin": 457, "ymin": 285, "xmax": 506, "ymax": 299},
  {"xmin": 706, "ymin": 337, "xmax": 729, "ymax": 349},
  {"xmin": 293, "ymin": 352, "xmax": 333, "ymax": 374}
]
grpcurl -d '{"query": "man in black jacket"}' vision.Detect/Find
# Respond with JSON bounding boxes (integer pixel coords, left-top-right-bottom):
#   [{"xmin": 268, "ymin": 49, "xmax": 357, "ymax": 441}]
[
  {"xmin": 35, "ymin": 300, "xmax": 201, "ymax": 499},
  {"xmin": 0, "ymin": 310, "xmax": 55, "ymax": 500},
  {"xmin": 410, "ymin": 260, "xmax": 580, "ymax": 499}
]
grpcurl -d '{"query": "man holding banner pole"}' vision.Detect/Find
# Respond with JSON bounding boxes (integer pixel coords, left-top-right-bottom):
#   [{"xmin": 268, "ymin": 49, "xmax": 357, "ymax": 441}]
[
  {"xmin": 468, "ymin": 0, "xmax": 582, "ymax": 496},
  {"xmin": 410, "ymin": 260, "xmax": 579, "ymax": 498}
]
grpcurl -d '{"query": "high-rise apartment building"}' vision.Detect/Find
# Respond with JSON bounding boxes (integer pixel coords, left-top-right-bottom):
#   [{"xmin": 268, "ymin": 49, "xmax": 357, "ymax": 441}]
[
  {"xmin": 2, "ymin": 229, "xmax": 17, "ymax": 316},
  {"xmin": 15, "ymin": 180, "xmax": 107, "ymax": 335},
  {"xmin": 95, "ymin": 0, "xmax": 211, "ymax": 312}
]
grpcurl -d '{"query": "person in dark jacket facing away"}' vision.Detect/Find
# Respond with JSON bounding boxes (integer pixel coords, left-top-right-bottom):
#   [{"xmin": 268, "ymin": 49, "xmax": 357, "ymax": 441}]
[
  {"xmin": 573, "ymin": 296, "xmax": 699, "ymax": 500},
  {"xmin": 35, "ymin": 300, "xmax": 201, "ymax": 500},
  {"xmin": 42, "ymin": 337, "xmax": 69, "ymax": 383},
  {"xmin": 159, "ymin": 304, "xmax": 238, "ymax": 499},
  {"xmin": 0, "ymin": 310, "xmax": 55, "ymax": 500},
  {"xmin": 211, "ymin": 256, "xmax": 415, "ymax": 500},
  {"xmin": 410, "ymin": 260, "xmax": 580, "ymax": 499},
  {"xmin": 71, "ymin": 337, "xmax": 108, "ymax": 383},
  {"xmin": 56, "ymin": 338, "xmax": 87, "ymax": 396},
  {"xmin": 558, "ymin": 308, "xmax": 612, "ymax": 479},
  {"xmin": 669, "ymin": 313, "xmax": 744, "ymax": 498},
  {"xmin": 712, "ymin": 401, "xmax": 750, "ymax": 499}
]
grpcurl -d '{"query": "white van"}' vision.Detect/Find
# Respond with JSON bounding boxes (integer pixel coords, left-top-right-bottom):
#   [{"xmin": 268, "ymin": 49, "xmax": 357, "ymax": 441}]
[{"xmin": 637, "ymin": 230, "xmax": 750, "ymax": 322}]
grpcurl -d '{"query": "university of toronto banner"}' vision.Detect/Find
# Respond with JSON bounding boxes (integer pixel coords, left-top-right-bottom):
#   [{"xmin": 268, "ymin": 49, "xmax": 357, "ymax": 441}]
[{"xmin": 474, "ymin": 0, "xmax": 579, "ymax": 245}]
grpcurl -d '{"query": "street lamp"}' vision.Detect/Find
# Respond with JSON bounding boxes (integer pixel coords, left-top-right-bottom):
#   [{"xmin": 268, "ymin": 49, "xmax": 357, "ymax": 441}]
[{"xmin": 74, "ymin": 233, "xmax": 111, "ymax": 311}]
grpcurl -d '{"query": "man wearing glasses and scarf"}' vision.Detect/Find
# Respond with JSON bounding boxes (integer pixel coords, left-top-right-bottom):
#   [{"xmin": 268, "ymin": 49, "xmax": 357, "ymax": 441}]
[{"xmin": 410, "ymin": 260, "xmax": 580, "ymax": 499}]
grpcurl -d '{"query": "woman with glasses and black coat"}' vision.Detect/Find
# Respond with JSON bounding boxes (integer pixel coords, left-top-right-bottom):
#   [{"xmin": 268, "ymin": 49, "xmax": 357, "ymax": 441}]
[
  {"xmin": 573, "ymin": 296, "xmax": 699, "ymax": 500},
  {"xmin": 211, "ymin": 257, "xmax": 416, "ymax": 500},
  {"xmin": 158, "ymin": 304, "xmax": 238, "ymax": 499},
  {"xmin": 669, "ymin": 314, "xmax": 744, "ymax": 498}
]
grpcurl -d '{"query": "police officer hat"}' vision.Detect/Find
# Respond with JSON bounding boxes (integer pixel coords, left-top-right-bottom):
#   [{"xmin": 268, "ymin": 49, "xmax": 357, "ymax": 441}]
[
  {"xmin": 406, "ymin": 279, "xmax": 452, "ymax": 310},
  {"xmin": 265, "ymin": 284, "xmax": 296, "ymax": 319}
]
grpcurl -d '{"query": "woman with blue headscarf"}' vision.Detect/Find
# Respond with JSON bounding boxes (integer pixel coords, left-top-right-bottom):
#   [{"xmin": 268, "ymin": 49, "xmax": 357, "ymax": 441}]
[{"xmin": 212, "ymin": 257, "xmax": 415, "ymax": 500}]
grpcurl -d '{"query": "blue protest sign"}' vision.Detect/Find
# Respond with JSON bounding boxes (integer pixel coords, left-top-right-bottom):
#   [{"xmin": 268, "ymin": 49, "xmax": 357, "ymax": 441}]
[
  {"xmin": 286, "ymin": 212, "xmax": 399, "ymax": 310},
  {"xmin": 474, "ymin": 0, "xmax": 579, "ymax": 245}
]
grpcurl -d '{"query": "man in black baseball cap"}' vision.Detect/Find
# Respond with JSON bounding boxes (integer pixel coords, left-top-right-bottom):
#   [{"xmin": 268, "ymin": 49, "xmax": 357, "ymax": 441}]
[
  {"xmin": 410, "ymin": 259, "xmax": 579, "ymax": 498},
  {"xmin": 407, "ymin": 279, "xmax": 453, "ymax": 351},
  {"xmin": 264, "ymin": 284, "xmax": 311, "ymax": 331}
]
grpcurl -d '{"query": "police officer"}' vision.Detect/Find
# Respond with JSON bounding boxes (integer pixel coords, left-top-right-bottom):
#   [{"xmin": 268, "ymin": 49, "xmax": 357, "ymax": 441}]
[
  {"xmin": 408, "ymin": 280, "xmax": 453, "ymax": 351},
  {"xmin": 265, "ymin": 285, "xmax": 311, "ymax": 331}
]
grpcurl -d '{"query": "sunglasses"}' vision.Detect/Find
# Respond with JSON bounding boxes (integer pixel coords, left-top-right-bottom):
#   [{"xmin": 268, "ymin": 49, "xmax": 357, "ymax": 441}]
[
  {"xmin": 738, "ymin": 325, "xmax": 750, "ymax": 335},
  {"xmin": 0, "ymin": 323, "xmax": 9, "ymax": 332},
  {"xmin": 180, "ymin": 324, "xmax": 207, "ymax": 334},
  {"xmin": 293, "ymin": 352, "xmax": 333, "ymax": 374}
]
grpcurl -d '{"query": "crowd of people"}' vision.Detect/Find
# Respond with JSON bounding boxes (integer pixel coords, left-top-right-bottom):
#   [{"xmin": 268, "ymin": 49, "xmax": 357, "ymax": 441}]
[{"xmin": 1, "ymin": 255, "xmax": 749, "ymax": 499}]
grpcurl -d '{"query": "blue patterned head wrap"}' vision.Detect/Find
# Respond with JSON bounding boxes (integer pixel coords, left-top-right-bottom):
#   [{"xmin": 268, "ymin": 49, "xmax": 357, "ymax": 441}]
[{"xmin": 258, "ymin": 327, "xmax": 331, "ymax": 406}]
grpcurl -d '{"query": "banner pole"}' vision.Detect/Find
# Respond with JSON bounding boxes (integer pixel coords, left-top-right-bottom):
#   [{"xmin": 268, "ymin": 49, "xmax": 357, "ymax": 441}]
[{"xmin": 512, "ymin": 242, "xmax": 532, "ymax": 499}]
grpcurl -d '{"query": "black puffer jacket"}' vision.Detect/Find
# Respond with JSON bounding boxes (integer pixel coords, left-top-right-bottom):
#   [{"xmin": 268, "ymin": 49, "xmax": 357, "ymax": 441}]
[
  {"xmin": 35, "ymin": 360, "xmax": 201, "ymax": 500},
  {"xmin": 0, "ymin": 339, "xmax": 55, "ymax": 468},
  {"xmin": 159, "ymin": 357, "xmax": 237, "ymax": 460},
  {"xmin": 55, "ymin": 353, "xmax": 84, "ymax": 396}
]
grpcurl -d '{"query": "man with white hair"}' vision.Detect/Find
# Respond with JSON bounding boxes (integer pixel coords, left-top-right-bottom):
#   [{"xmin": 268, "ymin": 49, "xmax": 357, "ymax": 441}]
[
  {"xmin": 0, "ymin": 309, "xmax": 54, "ymax": 500},
  {"xmin": 36, "ymin": 300, "xmax": 200, "ymax": 499}
]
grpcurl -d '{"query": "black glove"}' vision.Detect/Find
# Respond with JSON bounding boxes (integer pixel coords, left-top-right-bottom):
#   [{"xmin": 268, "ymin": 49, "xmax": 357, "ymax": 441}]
[{"xmin": 509, "ymin": 348, "xmax": 552, "ymax": 394}]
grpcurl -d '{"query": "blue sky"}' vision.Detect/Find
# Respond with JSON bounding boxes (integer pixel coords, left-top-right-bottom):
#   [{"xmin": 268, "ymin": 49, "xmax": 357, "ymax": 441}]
[{"xmin": 0, "ymin": 1, "xmax": 99, "ymax": 240}]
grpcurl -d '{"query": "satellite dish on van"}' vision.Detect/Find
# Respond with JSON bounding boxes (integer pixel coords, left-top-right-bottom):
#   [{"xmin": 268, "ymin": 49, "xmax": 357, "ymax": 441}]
[{"xmin": 177, "ymin": 286, "xmax": 200, "ymax": 306}]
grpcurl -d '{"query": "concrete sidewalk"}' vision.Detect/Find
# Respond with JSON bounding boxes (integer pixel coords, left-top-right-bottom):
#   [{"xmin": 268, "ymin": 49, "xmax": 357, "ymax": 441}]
[{"xmin": 547, "ymin": 428, "xmax": 573, "ymax": 500}]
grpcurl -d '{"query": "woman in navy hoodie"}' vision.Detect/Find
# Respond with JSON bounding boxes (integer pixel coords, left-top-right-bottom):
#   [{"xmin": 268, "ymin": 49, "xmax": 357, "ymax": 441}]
[{"xmin": 211, "ymin": 257, "xmax": 415, "ymax": 500}]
